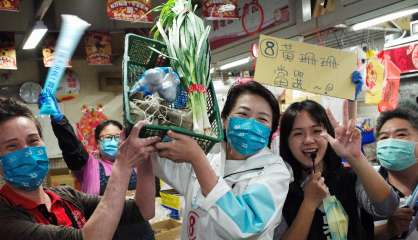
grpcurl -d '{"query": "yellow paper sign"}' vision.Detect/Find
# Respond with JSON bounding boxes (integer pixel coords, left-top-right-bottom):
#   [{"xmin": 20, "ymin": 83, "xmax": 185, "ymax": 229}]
[{"xmin": 254, "ymin": 34, "xmax": 357, "ymax": 100}]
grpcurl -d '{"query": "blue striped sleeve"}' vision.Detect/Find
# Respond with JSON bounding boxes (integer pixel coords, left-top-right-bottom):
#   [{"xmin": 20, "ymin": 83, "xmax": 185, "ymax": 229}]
[{"xmin": 215, "ymin": 184, "xmax": 276, "ymax": 234}]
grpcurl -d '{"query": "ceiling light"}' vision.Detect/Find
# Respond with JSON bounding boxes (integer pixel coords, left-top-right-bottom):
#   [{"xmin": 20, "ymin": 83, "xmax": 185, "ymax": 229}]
[
  {"xmin": 22, "ymin": 21, "xmax": 48, "ymax": 50},
  {"xmin": 351, "ymin": 8, "xmax": 418, "ymax": 31},
  {"xmin": 219, "ymin": 57, "xmax": 251, "ymax": 71}
]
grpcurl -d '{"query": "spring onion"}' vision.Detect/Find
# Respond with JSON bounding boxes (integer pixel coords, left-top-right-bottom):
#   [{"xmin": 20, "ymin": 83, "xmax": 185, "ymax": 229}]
[{"xmin": 155, "ymin": 0, "xmax": 211, "ymax": 134}]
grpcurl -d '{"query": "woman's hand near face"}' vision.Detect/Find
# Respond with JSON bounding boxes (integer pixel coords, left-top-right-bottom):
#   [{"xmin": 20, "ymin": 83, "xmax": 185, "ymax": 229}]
[
  {"xmin": 303, "ymin": 172, "xmax": 329, "ymax": 211},
  {"xmin": 155, "ymin": 131, "xmax": 205, "ymax": 164},
  {"xmin": 321, "ymin": 100, "xmax": 363, "ymax": 162}
]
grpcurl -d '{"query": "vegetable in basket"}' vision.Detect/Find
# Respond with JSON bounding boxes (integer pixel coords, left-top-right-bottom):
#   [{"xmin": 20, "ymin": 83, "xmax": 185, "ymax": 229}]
[{"xmin": 154, "ymin": 0, "xmax": 212, "ymax": 134}]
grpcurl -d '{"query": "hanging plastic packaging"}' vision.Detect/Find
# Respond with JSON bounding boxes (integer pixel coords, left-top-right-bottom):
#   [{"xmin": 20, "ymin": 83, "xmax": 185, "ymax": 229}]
[
  {"xmin": 39, "ymin": 15, "xmax": 90, "ymax": 116},
  {"xmin": 323, "ymin": 196, "xmax": 349, "ymax": 240}
]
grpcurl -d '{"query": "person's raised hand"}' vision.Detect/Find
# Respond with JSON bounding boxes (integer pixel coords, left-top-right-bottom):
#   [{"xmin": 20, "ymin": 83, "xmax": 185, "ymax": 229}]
[
  {"xmin": 116, "ymin": 121, "xmax": 160, "ymax": 169},
  {"xmin": 155, "ymin": 130, "xmax": 204, "ymax": 164}
]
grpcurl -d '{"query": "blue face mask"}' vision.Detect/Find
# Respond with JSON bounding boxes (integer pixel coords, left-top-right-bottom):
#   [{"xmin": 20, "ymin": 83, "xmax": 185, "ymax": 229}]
[
  {"xmin": 99, "ymin": 138, "xmax": 119, "ymax": 160},
  {"xmin": 0, "ymin": 146, "xmax": 49, "ymax": 191},
  {"xmin": 377, "ymin": 138, "xmax": 417, "ymax": 171},
  {"xmin": 226, "ymin": 116, "xmax": 271, "ymax": 156}
]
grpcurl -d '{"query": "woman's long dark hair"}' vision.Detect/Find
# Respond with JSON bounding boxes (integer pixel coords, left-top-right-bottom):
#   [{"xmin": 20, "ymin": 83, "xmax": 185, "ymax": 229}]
[
  {"xmin": 221, "ymin": 81, "xmax": 280, "ymax": 146},
  {"xmin": 279, "ymin": 100, "xmax": 342, "ymax": 182}
]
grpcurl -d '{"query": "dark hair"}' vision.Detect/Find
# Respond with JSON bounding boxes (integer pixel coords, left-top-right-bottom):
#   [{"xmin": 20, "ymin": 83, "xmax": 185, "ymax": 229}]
[
  {"xmin": 279, "ymin": 100, "xmax": 342, "ymax": 182},
  {"xmin": 221, "ymin": 81, "xmax": 280, "ymax": 145},
  {"xmin": 376, "ymin": 101, "xmax": 418, "ymax": 136},
  {"xmin": 0, "ymin": 97, "xmax": 43, "ymax": 138},
  {"xmin": 94, "ymin": 119, "xmax": 123, "ymax": 142}
]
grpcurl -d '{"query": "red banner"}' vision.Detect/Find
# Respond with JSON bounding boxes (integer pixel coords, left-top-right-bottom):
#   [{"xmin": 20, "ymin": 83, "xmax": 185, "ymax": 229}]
[
  {"xmin": 378, "ymin": 58, "xmax": 401, "ymax": 112},
  {"xmin": 0, "ymin": 32, "xmax": 17, "ymax": 70},
  {"xmin": 202, "ymin": 0, "xmax": 239, "ymax": 20},
  {"xmin": 382, "ymin": 43, "xmax": 418, "ymax": 73},
  {"xmin": 107, "ymin": 0, "xmax": 152, "ymax": 23},
  {"xmin": 0, "ymin": 0, "xmax": 19, "ymax": 12},
  {"xmin": 84, "ymin": 32, "xmax": 112, "ymax": 65}
]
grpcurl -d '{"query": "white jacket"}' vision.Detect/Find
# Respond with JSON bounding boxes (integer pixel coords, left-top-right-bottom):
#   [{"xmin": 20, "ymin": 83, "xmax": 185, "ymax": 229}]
[{"xmin": 154, "ymin": 143, "xmax": 291, "ymax": 240}]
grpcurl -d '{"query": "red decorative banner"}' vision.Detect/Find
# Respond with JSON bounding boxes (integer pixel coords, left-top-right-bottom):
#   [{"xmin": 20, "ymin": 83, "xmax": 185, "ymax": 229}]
[
  {"xmin": 0, "ymin": 0, "xmax": 19, "ymax": 12},
  {"xmin": 107, "ymin": 0, "xmax": 152, "ymax": 23},
  {"xmin": 378, "ymin": 58, "xmax": 401, "ymax": 112},
  {"xmin": 382, "ymin": 43, "xmax": 418, "ymax": 73},
  {"xmin": 84, "ymin": 32, "xmax": 112, "ymax": 65},
  {"xmin": 42, "ymin": 34, "xmax": 72, "ymax": 68},
  {"xmin": 76, "ymin": 105, "xmax": 108, "ymax": 153},
  {"xmin": 0, "ymin": 32, "xmax": 17, "ymax": 70},
  {"xmin": 209, "ymin": 0, "xmax": 290, "ymax": 49},
  {"xmin": 202, "ymin": 0, "xmax": 239, "ymax": 20}
]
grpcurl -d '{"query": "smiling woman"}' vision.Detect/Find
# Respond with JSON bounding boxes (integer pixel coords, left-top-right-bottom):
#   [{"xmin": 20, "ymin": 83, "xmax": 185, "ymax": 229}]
[
  {"xmin": 275, "ymin": 99, "xmax": 399, "ymax": 240},
  {"xmin": 152, "ymin": 81, "xmax": 290, "ymax": 239}
]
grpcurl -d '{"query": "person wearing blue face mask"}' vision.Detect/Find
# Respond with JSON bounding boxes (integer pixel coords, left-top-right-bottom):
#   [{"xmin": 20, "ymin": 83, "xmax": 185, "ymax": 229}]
[
  {"xmin": 38, "ymin": 91, "xmax": 140, "ymax": 196},
  {"xmin": 275, "ymin": 100, "xmax": 399, "ymax": 240},
  {"xmin": 151, "ymin": 81, "xmax": 291, "ymax": 239},
  {"xmin": 374, "ymin": 102, "xmax": 418, "ymax": 240},
  {"xmin": 0, "ymin": 97, "xmax": 159, "ymax": 240}
]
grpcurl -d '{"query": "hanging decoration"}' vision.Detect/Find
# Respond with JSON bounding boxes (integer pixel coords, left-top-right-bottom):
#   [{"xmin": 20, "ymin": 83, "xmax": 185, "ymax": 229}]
[
  {"xmin": 42, "ymin": 34, "xmax": 72, "ymax": 68},
  {"xmin": 202, "ymin": 0, "xmax": 239, "ymax": 20},
  {"xmin": 56, "ymin": 69, "xmax": 81, "ymax": 102},
  {"xmin": 378, "ymin": 56, "xmax": 401, "ymax": 112},
  {"xmin": 210, "ymin": 0, "xmax": 290, "ymax": 49},
  {"xmin": 0, "ymin": 0, "xmax": 19, "ymax": 12},
  {"xmin": 364, "ymin": 56, "xmax": 384, "ymax": 104},
  {"xmin": 84, "ymin": 32, "xmax": 112, "ymax": 65},
  {"xmin": 106, "ymin": 0, "xmax": 153, "ymax": 23},
  {"xmin": 76, "ymin": 105, "xmax": 108, "ymax": 153},
  {"xmin": 0, "ymin": 32, "xmax": 17, "ymax": 70}
]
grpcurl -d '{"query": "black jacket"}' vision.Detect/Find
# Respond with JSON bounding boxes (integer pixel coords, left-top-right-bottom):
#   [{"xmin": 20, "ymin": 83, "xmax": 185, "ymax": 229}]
[{"xmin": 0, "ymin": 186, "xmax": 154, "ymax": 240}]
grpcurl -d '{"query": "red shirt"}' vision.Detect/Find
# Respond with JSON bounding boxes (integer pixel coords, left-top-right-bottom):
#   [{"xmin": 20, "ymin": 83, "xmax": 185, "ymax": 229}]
[{"xmin": 0, "ymin": 184, "xmax": 86, "ymax": 228}]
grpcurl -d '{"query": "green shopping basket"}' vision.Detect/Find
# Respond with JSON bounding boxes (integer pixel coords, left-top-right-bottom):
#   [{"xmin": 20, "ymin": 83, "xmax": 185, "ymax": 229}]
[{"xmin": 122, "ymin": 34, "xmax": 223, "ymax": 154}]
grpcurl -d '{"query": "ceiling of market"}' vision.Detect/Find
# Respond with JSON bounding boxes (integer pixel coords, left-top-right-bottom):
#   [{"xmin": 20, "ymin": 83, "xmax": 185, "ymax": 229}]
[
  {"xmin": 0, "ymin": 0, "xmax": 417, "ymax": 73},
  {"xmin": 0, "ymin": 0, "xmax": 167, "ymax": 61}
]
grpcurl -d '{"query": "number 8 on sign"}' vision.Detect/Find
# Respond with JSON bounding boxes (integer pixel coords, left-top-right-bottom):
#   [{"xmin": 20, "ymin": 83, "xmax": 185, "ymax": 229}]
[{"xmin": 260, "ymin": 39, "xmax": 278, "ymax": 58}]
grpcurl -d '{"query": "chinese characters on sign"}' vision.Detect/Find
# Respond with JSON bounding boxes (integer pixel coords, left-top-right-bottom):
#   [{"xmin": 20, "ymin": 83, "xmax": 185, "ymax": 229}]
[
  {"xmin": 254, "ymin": 34, "xmax": 356, "ymax": 100},
  {"xmin": 106, "ymin": 0, "xmax": 152, "ymax": 23}
]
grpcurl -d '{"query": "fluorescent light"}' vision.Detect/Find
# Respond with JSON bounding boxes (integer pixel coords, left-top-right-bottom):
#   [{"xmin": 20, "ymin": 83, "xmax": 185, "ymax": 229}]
[
  {"xmin": 351, "ymin": 8, "xmax": 418, "ymax": 31},
  {"xmin": 210, "ymin": 68, "xmax": 215, "ymax": 74},
  {"xmin": 23, "ymin": 21, "xmax": 48, "ymax": 50},
  {"xmin": 219, "ymin": 57, "xmax": 251, "ymax": 71}
]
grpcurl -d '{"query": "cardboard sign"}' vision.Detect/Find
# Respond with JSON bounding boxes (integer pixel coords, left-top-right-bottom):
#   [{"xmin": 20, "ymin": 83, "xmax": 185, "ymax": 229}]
[
  {"xmin": 84, "ymin": 32, "xmax": 112, "ymax": 65},
  {"xmin": 0, "ymin": 0, "xmax": 19, "ymax": 12},
  {"xmin": 0, "ymin": 32, "xmax": 17, "ymax": 70},
  {"xmin": 254, "ymin": 34, "xmax": 356, "ymax": 100},
  {"xmin": 107, "ymin": 0, "xmax": 152, "ymax": 23}
]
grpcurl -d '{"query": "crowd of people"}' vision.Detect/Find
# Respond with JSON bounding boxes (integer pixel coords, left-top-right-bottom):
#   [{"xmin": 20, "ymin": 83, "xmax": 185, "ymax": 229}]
[{"xmin": 0, "ymin": 80, "xmax": 417, "ymax": 240}]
